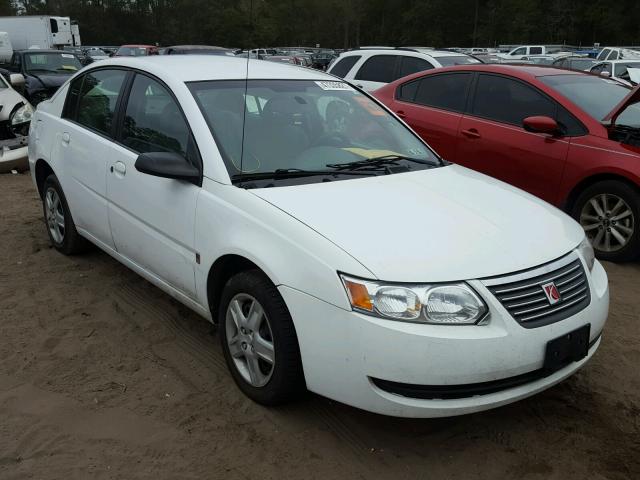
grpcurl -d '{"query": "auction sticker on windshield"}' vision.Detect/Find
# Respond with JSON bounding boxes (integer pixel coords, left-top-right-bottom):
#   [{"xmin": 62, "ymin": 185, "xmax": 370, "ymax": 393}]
[{"xmin": 315, "ymin": 81, "xmax": 353, "ymax": 91}]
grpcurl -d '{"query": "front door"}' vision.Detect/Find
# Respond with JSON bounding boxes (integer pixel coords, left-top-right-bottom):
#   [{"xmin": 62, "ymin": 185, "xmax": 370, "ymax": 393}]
[
  {"xmin": 455, "ymin": 74, "xmax": 570, "ymax": 204},
  {"xmin": 106, "ymin": 73, "xmax": 201, "ymax": 297}
]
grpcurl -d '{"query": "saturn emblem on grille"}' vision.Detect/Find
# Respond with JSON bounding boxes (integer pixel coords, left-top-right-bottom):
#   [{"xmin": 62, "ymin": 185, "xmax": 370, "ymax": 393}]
[{"xmin": 541, "ymin": 282, "xmax": 561, "ymax": 305}]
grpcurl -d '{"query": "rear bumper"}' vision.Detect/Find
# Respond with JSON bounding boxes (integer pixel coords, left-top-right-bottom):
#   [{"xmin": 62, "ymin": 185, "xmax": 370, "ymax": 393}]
[{"xmin": 280, "ymin": 259, "xmax": 609, "ymax": 418}]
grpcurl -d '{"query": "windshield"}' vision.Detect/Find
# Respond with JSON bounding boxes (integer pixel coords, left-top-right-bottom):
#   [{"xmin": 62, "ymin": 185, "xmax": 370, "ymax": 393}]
[
  {"xmin": 540, "ymin": 74, "xmax": 640, "ymax": 126},
  {"xmin": 188, "ymin": 79, "xmax": 438, "ymax": 183},
  {"xmin": 25, "ymin": 52, "xmax": 82, "ymax": 73},
  {"xmin": 570, "ymin": 59, "xmax": 597, "ymax": 70},
  {"xmin": 88, "ymin": 49, "xmax": 108, "ymax": 57},
  {"xmin": 116, "ymin": 46, "xmax": 149, "ymax": 56},
  {"xmin": 614, "ymin": 62, "xmax": 640, "ymax": 78},
  {"xmin": 436, "ymin": 56, "xmax": 482, "ymax": 66}
]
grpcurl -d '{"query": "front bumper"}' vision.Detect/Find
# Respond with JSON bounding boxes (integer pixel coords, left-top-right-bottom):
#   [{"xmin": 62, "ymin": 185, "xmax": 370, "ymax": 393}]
[
  {"xmin": 280, "ymin": 258, "xmax": 608, "ymax": 418},
  {"xmin": 0, "ymin": 135, "xmax": 28, "ymax": 173}
]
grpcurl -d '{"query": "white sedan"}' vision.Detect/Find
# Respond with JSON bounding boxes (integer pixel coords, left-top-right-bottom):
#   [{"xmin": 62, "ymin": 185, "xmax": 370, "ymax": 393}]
[{"xmin": 28, "ymin": 56, "xmax": 609, "ymax": 417}]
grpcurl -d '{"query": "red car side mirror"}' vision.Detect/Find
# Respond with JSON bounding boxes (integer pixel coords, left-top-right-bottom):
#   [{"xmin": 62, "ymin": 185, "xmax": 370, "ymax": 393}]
[{"xmin": 523, "ymin": 116, "xmax": 561, "ymax": 136}]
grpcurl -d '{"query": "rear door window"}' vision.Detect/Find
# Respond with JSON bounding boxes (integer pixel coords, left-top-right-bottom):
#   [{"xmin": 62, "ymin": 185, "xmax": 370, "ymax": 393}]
[
  {"xmin": 530, "ymin": 47, "xmax": 543, "ymax": 54},
  {"xmin": 73, "ymin": 69, "xmax": 128, "ymax": 136},
  {"xmin": 407, "ymin": 73, "xmax": 471, "ymax": 112},
  {"xmin": 329, "ymin": 56, "xmax": 360, "ymax": 78},
  {"xmin": 471, "ymin": 74, "xmax": 556, "ymax": 126},
  {"xmin": 355, "ymin": 55, "xmax": 399, "ymax": 83}
]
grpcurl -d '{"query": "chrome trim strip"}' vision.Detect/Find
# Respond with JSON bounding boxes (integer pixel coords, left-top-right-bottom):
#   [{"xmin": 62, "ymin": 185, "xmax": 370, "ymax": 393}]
[
  {"xmin": 505, "ymin": 295, "xmax": 547, "ymax": 309},
  {"xmin": 491, "ymin": 263, "xmax": 581, "ymax": 294},
  {"xmin": 519, "ymin": 294, "xmax": 588, "ymax": 322},
  {"xmin": 558, "ymin": 278, "xmax": 586, "ymax": 295},
  {"xmin": 513, "ymin": 286, "xmax": 587, "ymax": 317},
  {"xmin": 555, "ymin": 271, "xmax": 583, "ymax": 288},
  {"xmin": 481, "ymin": 252, "xmax": 579, "ymax": 288}
]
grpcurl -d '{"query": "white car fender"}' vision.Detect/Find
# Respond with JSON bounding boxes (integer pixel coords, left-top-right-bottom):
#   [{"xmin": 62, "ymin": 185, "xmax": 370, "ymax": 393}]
[{"xmin": 194, "ymin": 177, "xmax": 376, "ymax": 314}]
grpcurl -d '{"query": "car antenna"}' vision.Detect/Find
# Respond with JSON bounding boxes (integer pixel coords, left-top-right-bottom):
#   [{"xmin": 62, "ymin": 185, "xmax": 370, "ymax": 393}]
[{"xmin": 239, "ymin": 2, "xmax": 254, "ymax": 174}]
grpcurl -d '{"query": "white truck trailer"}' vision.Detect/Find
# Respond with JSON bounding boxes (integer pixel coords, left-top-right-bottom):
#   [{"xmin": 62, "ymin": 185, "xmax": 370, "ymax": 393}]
[{"xmin": 0, "ymin": 16, "xmax": 81, "ymax": 52}]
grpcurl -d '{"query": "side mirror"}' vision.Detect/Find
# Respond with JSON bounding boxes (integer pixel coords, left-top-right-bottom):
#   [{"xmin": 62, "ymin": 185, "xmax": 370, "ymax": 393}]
[
  {"xmin": 134, "ymin": 152, "xmax": 200, "ymax": 183},
  {"xmin": 523, "ymin": 116, "xmax": 562, "ymax": 136},
  {"xmin": 600, "ymin": 71, "xmax": 611, "ymax": 78},
  {"xmin": 9, "ymin": 73, "xmax": 25, "ymax": 89}
]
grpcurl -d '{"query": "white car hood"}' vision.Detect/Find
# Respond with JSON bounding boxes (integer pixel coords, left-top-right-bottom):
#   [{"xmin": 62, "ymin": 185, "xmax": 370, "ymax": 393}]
[{"xmin": 251, "ymin": 165, "xmax": 584, "ymax": 282}]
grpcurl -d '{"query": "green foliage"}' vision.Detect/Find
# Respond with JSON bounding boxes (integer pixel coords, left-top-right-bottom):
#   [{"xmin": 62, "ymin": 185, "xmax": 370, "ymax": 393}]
[{"xmin": 8, "ymin": 0, "xmax": 640, "ymax": 47}]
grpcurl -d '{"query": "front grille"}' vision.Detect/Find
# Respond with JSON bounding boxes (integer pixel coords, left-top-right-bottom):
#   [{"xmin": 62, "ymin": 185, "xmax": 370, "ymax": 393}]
[{"xmin": 482, "ymin": 254, "xmax": 591, "ymax": 328}]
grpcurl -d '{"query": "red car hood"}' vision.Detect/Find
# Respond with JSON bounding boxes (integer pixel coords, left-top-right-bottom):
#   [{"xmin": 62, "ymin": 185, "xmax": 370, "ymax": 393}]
[{"xmin": 603, "ymin": 84, "xmax": 640, "ymax": 125}]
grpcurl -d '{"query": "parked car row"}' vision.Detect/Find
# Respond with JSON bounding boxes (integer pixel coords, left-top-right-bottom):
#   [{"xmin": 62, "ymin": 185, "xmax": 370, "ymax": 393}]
[{"xmin": 327, "ymin": 47, "xmax": 482, "ymax": 91}]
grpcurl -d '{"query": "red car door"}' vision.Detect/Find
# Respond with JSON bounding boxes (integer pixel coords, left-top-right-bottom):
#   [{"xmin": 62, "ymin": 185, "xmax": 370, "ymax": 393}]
[
  {"xmin": 389, "ymin": 72, "xmax": 472, "ymax": 161},
  {"xmin": 455, "ymin": 73, "xmax": 570, "ymax": 204}
]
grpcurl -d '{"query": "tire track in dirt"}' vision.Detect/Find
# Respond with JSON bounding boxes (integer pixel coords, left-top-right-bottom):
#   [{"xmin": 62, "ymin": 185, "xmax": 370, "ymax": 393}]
[{"xmin": 114, "ymin": 281, "xmax": 376, "ymax": 471}]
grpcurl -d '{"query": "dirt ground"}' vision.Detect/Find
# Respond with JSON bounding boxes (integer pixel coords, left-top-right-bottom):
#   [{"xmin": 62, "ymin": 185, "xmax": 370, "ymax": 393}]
[{"xmin": 0, "ymin": 172, "xmax": 639, "ymax": 480}]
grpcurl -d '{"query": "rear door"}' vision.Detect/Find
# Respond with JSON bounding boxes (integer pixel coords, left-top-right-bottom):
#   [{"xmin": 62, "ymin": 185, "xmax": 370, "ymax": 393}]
[
  {"xmin": 391, "ymin": 72, "xmax": 472, "ymax": 160},
  {"xmin": 53, "ymin": 68, "xmax": 129, "ymax": 249},
  {"xmin": 105, "ymin": 73, "xmax": 201, "ymax": 297},
  {"xmin": 455, "ymin": 73, "xmax": 571, "ymax": 203}
]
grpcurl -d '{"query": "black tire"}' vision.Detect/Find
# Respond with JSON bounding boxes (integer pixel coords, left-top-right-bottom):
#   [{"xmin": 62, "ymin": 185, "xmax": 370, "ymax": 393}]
[
  {"xmin": 42, "ymin": 174, "xmax": 90, "ymax": 255},
  {"xmin": 571, "ymin": 180, "xmax": 640, "ymax": 262},
  {"xmin": 218, "ymin": 269, "xmax": 305, "ymax": 405}
]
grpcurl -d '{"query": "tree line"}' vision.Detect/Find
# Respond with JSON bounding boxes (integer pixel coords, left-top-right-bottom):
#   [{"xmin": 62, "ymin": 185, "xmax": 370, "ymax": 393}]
[{"xmin": 8, "ymin": 0, "xmax": 640, "ymax": 49}]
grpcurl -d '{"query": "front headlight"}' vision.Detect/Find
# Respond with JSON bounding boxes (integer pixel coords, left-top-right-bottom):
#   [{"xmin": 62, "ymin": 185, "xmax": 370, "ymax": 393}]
[
  {"xmin": 11, "ymin": 102, "xmax": 34, "ymax": 125},
  {"xmin": 339, "ymin": 274, "xmax": 488, "ymax": 324},
  {"xmin": 578, "ymin": 237, "xmax": 595, "ymax": 271}
]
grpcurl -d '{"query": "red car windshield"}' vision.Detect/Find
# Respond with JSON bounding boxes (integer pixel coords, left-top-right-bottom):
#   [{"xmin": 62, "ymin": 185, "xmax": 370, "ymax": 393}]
[
  {"xmin": 541, "ymin": 74, "xmax": 640, "ymax": 127},
  {"xmin": 117, "ymin": 46, "xmax": 150, "ymax": 56}
]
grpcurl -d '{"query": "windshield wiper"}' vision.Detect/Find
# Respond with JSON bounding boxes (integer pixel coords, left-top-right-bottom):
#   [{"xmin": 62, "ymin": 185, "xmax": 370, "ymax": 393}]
[
  {"xmin": 326, "ymin": 154, "xmax": 440, "ymax": 171},
  {"xmin": 232, "ymin": 168, "xmax": 376, "ymax": 183}
]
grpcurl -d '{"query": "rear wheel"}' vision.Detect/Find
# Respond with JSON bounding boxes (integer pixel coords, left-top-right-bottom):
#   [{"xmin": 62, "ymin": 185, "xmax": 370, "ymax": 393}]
[
  {"xmin": 42, "ymin": 174, "xmax": 90, "ymax": 255},
  {"xmin": 572, "ymin": 180, "xmax": 640, "ymax": 262},
  {"xmin": 218, "ymin": 270, "xmax": 305, "ymax": 405}
]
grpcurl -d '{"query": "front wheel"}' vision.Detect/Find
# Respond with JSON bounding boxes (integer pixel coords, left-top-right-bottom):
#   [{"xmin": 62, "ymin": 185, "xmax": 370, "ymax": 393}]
[
  {"xmin": 572, "ymin": 180, "xmax": 640, "ymax": 262},
  {"xmin": 218, "ymin": 270, "xmax": 305, "ymax": 405}
]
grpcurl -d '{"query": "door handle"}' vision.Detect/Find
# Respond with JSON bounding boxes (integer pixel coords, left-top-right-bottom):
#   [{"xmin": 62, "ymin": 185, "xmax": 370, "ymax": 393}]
[
  {"xmin": 396, "ymin": 110, "xmax": 407, "ymax": 119},
  {"xmin": 61, "ymin": 132, "xmax": 70, "ymax": 144},
  {"xmin": 461, "ymin": 128, "xmax": 481, "ymax": 139},
  {"xmin": 356, "ymin": 84, "xmax": 364, "ymax": 89},
  {"xmin": 113, "ymin": 161, "xmax": 126, "ymax": 176}
]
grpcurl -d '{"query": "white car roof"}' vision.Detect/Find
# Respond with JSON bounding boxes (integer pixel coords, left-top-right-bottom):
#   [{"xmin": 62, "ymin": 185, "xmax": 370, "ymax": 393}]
[
  {"xmin": 85, "ymin": 56, "xmax": 334, "ymax": 82},
  {"xmin": 338, "ymin": 48, "xmax": 466, "ymax": 58},
  {"xmin": 604, "ymin": 59, "xmax": 640, "ymax": 64}
]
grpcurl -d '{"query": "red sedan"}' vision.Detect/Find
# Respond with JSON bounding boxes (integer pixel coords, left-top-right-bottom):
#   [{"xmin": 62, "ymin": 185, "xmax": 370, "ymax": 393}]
[
  {"xmin": 113, "ymin": 44, "xmax": 159, "ymax": 57},
  {"xmin": 373, "ymin": 65, "xmax": 640, "ymax": 262}
]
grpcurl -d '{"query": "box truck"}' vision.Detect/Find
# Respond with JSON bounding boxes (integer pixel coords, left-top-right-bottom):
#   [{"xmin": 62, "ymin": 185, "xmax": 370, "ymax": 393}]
[{"xmin": 0, "ymin": 16, "xmax": 81, "ymax": 52}]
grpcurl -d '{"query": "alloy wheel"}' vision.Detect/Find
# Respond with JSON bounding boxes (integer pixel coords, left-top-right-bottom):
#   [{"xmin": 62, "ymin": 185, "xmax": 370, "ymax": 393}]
[
  {"xmin": 225, "ymin": 293, "xmax": 275, "ymax": 387},
  {"xmin": 580, "ymin": 193, "xmax": 634, "ymax": 252},
  {"xmin": 45, "ymin": 187, "xmax": 65, "ymax": 244}
]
